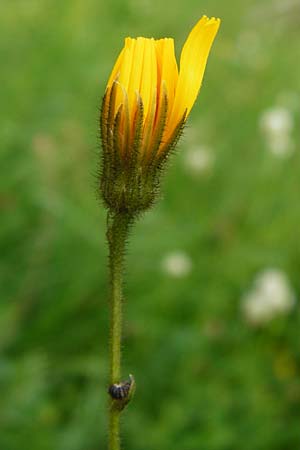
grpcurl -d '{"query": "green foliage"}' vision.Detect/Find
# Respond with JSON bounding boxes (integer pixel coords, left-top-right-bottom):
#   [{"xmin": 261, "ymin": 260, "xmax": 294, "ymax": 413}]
[{"xmin": 1, "ymin": 0, "xmax": 300, "ymax": 449}]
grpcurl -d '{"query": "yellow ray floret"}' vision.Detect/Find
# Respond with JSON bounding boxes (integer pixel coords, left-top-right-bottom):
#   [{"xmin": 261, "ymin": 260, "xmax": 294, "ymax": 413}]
[{"xmin": 105, "ymin": 15, "xmax": 220, "ymax": 157}]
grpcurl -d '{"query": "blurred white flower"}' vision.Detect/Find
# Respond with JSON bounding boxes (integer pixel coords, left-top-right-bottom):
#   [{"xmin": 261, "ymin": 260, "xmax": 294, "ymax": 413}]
[
  {"xmin": 161, "ymin": 251, "xmax": 192, "ymax": 278},
  {"xmin": 260, "ymin": 107, "xmax": 293, "ymax": 135},
  {"xmin": 260, "ymin": 107, "xmax": 295, "ymax": 157},
  {"xmin": 242, "ymin": 268, "xmax": 296, "ymax": 326},
  {"xmin": 184, "ymin": 146, "xmax": 215, "ymax": 175}
]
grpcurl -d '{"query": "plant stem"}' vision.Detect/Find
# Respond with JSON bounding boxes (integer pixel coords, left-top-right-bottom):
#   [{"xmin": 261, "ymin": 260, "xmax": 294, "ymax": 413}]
[{"xmin": 107, "ymin": 212, "xmax": 131, "ymax": 450}]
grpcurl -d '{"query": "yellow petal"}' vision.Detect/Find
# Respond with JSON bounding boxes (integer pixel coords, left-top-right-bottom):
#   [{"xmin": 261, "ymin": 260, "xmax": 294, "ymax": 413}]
[
  {"xmin": 169, "ymin": 16, "xmax": 220, "ymax": 129},
  {"xmin": 127, "ymin": 38, "xmax": 145, "ymax": 119},
  {"xmin": 140, "ymin": 38, "xmax": 157, "ymax": 123},
  {"xmin": 114, "ymin": 38, "xmax": 136, "ymax": 114},
  {"xmin": 155, "ymin": 38, "xmax": 178, "ymax": 111},
  {"xmin": 155, "ymin": 39, "xmax": 178, "ymax": 147}
]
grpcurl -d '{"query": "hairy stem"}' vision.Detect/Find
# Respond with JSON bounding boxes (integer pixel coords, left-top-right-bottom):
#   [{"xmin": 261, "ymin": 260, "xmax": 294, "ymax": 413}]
[{"xmin": 107, "ymin": 212, "xmax": 132, "ymax": 450}]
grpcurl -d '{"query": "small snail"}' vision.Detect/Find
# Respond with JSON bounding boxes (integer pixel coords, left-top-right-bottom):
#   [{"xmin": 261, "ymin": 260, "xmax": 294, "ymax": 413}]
[{"xmin": 108, "ymin": 374, "xmax": 135, "ymax": 401}]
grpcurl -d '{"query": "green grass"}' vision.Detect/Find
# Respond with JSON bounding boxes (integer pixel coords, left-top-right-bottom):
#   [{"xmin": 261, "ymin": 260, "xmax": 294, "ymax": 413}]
[{"xmin": 1, "ymin": 0, "xmax": 300, "ymax": 449}]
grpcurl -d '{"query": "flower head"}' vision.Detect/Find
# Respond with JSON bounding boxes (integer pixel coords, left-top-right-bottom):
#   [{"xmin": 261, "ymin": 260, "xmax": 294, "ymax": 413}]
[{"xmin": 100, "ymin": 16, "xmax": 220, "ymax": 215}]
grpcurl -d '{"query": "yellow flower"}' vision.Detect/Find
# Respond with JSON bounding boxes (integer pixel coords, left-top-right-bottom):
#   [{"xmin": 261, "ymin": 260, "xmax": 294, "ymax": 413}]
[
  {"xmin": 103, "ymin": 16, "xmax": 220, "ymax": 158},
  {"xmin": 100, "ymin": 16, "xmax": 220, "ymax": 215}
]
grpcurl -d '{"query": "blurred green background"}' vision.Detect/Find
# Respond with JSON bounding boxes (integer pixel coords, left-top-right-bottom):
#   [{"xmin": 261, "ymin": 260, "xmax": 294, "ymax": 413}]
[{"xmin": 1, "ymin": 0, "xmax": 300, "ymax": 449}]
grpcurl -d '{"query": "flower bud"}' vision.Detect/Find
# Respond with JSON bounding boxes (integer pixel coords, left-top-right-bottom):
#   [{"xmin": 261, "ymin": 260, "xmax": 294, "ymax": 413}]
[{"xmin": 100, "ymin": 16, "xmax": 220, "ymax": 216}]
